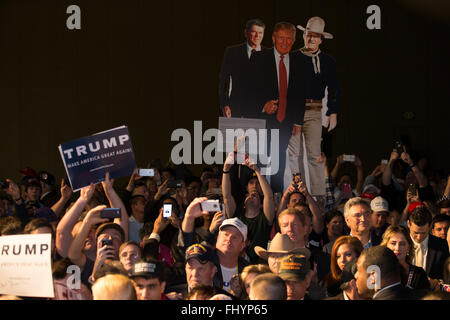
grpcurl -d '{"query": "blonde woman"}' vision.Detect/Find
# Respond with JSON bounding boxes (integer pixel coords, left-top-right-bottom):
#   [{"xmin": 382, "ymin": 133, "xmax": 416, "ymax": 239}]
[{"xmin": 381, "ymin": 225, "xmax": 430, "ymax": 290}]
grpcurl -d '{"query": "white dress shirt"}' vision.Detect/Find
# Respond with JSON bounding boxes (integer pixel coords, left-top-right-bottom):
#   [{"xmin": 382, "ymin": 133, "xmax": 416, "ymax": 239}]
[
  {"xmin": 411, "ymin": 236, "xmax": 429, "ymax": 270},
  {"xmin": 246, "ymin": 43, "xmax": 262, "ymax": 59}
]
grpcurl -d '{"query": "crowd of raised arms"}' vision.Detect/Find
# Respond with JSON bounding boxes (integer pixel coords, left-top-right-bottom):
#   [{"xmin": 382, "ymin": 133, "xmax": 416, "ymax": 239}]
[{"xmin": 0, "ymin": 146, "xmax": 449, "ymax": 300}]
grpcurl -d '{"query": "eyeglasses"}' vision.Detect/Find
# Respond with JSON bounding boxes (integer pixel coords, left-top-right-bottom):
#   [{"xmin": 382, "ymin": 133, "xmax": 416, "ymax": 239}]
[{"xmin": 351, "ymin": 211, "xmax": 371, "ymax": 219}]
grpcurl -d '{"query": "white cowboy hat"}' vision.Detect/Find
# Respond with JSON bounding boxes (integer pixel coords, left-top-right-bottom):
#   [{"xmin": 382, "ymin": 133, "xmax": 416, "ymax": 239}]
[{"xmin": 297, "ymin": 16, "xmax": 333, "ymax": 39}]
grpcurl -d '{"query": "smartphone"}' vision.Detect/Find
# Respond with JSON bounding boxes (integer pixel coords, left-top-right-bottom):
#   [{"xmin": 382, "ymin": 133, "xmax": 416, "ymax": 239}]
[
  {"xmin": 167, "ymin": 180, "xmax": 183, "ymax": 188},
  {"xmin": 381, "ymin": 159, "xmax": 388, "ymax": 165},
  {"xmin": 408, "ymin": 184, "xmax": 417, "ymax": 196},
  {"xmin": 101, "ymin": 239, "xmax": 113, "ymax": 247},
  {"xmin": 343, "ymin": 154, "xmax": 356, "ymax": 162},
  {"xmin": 200, "ymin": 200, "xmax": 221, "ymax": 212},
  {"xmin": 394, "ymin": 141, "xmax": 403, "ymax": 153},
  {"xmin": 163, "ymin": 204, "xmax": 172, "ymax": 218},
  {"xmin": 138, "ymin": 168, "xmax": 154, "ymax": 177},
  {"xmin": 100, "ymin": 208, "xmax": 121, "ymax": 219},
  {"xmin": 293, "ymin": 173, "xmax": 302, "ymax": 189},
  {"xmin": 342, "ymin": 183, "xmax": 352, "ymax": 193}
]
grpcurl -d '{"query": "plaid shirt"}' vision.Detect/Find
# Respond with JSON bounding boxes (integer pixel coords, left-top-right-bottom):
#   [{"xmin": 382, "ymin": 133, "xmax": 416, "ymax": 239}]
[{"xmin": 325, "ymin": 176, "xmax": 336, "ymax": 212}]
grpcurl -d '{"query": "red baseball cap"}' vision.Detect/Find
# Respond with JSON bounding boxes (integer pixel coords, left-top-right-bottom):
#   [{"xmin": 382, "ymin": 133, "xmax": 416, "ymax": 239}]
[{"xmin": 408, "ymin": 201, "xmax": 424, "ymax": 213}]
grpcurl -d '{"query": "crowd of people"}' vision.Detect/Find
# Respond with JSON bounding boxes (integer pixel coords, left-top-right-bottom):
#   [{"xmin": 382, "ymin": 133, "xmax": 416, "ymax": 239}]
[{"xmin": 0, "ymin": 145, "xmax": 449, "ymax": 301}]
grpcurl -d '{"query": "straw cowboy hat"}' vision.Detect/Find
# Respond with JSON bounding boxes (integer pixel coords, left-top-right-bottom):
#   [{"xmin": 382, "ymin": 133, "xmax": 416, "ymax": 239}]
[
  {"xmin": 297, "ymin": 16, "xmax": 333, "ymax": 39},
  {"xmin": 254, "ymin": 233, "xmax": 311, "ymax": 261}
]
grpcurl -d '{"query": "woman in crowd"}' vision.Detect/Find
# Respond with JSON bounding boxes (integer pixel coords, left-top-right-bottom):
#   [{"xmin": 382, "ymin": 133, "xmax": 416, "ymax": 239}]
[
  {"xmin": 322, "ymin": 210, "xmax": 347, "ymax": 254},
  {"xmin": 119, "ymin": 241, "xmax": 142, "ymax": 274},
  {"xmin": 322, "ymin": 235, "xmax": 363, "ymax": 297},
  {"xmin": 381, "ymin": 225, "xmax": 430, "ymax": 290}
]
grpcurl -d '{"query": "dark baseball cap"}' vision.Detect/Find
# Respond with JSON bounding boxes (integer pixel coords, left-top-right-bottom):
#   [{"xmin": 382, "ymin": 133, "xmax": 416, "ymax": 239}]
[
  {"xmin": 95, "ymin": 222, "xmax": 125, "ymax": 242},
  {"xmin": 185, "ymin": 244, "xmax": 216, "ymax": 264},
  {"xmin": 278, "ymin": 254, "xmax": 311, "ymax": 282},
  {"xmin": 129, "ymin": 260, "xmax": 162, "ymax": 279}
]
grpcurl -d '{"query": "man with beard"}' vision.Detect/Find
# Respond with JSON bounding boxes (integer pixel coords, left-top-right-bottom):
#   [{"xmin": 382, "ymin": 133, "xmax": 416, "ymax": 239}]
[{"xmin": 222, "ymin": 155, "xmax": 275, "ymax": 263}]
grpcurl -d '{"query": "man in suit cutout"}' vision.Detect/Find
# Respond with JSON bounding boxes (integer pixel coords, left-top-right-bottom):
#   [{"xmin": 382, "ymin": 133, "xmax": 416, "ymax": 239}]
[
  {"xmin": 219, "ymin": 19, "xmax": 265, "ymax": 118},
  {"xmin": 250, "ymin": 22, "xmax": 306, "ymax": 193}
]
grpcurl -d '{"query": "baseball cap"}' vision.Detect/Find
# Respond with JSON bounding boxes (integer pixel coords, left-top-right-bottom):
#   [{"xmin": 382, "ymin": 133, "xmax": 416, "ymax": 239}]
[
  {"xmin": 219, "ymin": 217, "xmax": 248, "ymax": 242},
  {"xmin": 362, "ymin": 184, "xmax": 380, "ymax": 195},
  {"xmin": 370, "ymin": 196, "xmax": 389, "ymax": 213},
  {"xmin": 185, "ymin": 244, "xmax": 216, "ymax": 264},
  {"xmin": 360, "ymin": 192, "xmax": 375, "ymax": 201},
  {"xmin": 129, "ymin": 260, "xmax": 162, "ymax": 279},
  {"xmin": 408, "ymin": 201, "xmax": 424, "ymax": 214},
  {"xmin": 19, "ymin": 167, "xmax": 37, "ymax": 178},
  {"xmin": 95, "ymin": 222, "xmax": 125, "ymax": 242},
  {"xmin": 34, "ymin": 207, "xmax": 57, "ymax": 222},
  {"xmin": 278, "ymin": 254, "xmax": 311, "ymax": 282}
]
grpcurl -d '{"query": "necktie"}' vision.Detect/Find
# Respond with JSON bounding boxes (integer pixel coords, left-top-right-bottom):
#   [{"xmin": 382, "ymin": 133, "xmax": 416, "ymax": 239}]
[
  {"xmin": 277, "ymin": 55, "xmax": 287, "ymax": 123},
  {"xmin": 415, "ymin": 243, "xmax": 423, "ymax": 268}
]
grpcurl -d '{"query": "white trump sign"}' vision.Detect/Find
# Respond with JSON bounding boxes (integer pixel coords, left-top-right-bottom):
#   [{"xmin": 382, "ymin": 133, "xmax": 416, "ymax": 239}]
[{"xmin": 0, "ymin": 234, "xmax": 54, "ymax": 298}]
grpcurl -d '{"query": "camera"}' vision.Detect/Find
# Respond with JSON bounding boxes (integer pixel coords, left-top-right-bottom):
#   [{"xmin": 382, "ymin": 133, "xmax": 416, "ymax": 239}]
[
  {"xmin": 100, "ymin": 208, "xmax": 121, "ymax": 219},
  {"xmin": 200, "ymin": 200, "xmax": 221, "ymax": 212}
]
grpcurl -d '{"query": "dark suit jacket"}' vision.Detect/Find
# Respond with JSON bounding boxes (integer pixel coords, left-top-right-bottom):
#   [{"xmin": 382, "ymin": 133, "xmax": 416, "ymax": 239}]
[
  {"xmin": 372, "ymin": 283, "xmax": 415, "ymax": 300},
  {"xmin": 249, "ymin": 48, "xmax": 307, "ymax": 127},
  {"xmin": 425, "ymin": 234, "xmax": 450, "ymax": 279},
  {"xmin": 219, "ymin": 43, "xmax": 256, "ymax": 117}
]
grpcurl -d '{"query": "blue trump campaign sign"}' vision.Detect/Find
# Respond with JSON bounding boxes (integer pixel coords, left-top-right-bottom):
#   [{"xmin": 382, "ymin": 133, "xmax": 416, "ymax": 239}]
[{"xmin": 58, "ymin": 126, "xmax": 136, "ymax": 191}]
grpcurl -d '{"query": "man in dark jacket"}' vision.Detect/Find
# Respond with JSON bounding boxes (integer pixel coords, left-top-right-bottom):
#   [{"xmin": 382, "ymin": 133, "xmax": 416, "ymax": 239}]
[{"xmin": 219, "ymin": 19, "xmax": 265, "ymax": 118}]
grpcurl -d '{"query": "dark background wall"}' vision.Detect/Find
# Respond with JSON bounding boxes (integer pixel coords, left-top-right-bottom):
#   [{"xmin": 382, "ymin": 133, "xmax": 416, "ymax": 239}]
[{"xmin": 1, "ymin": 0, "xmax": 449, "ymax": 184}]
